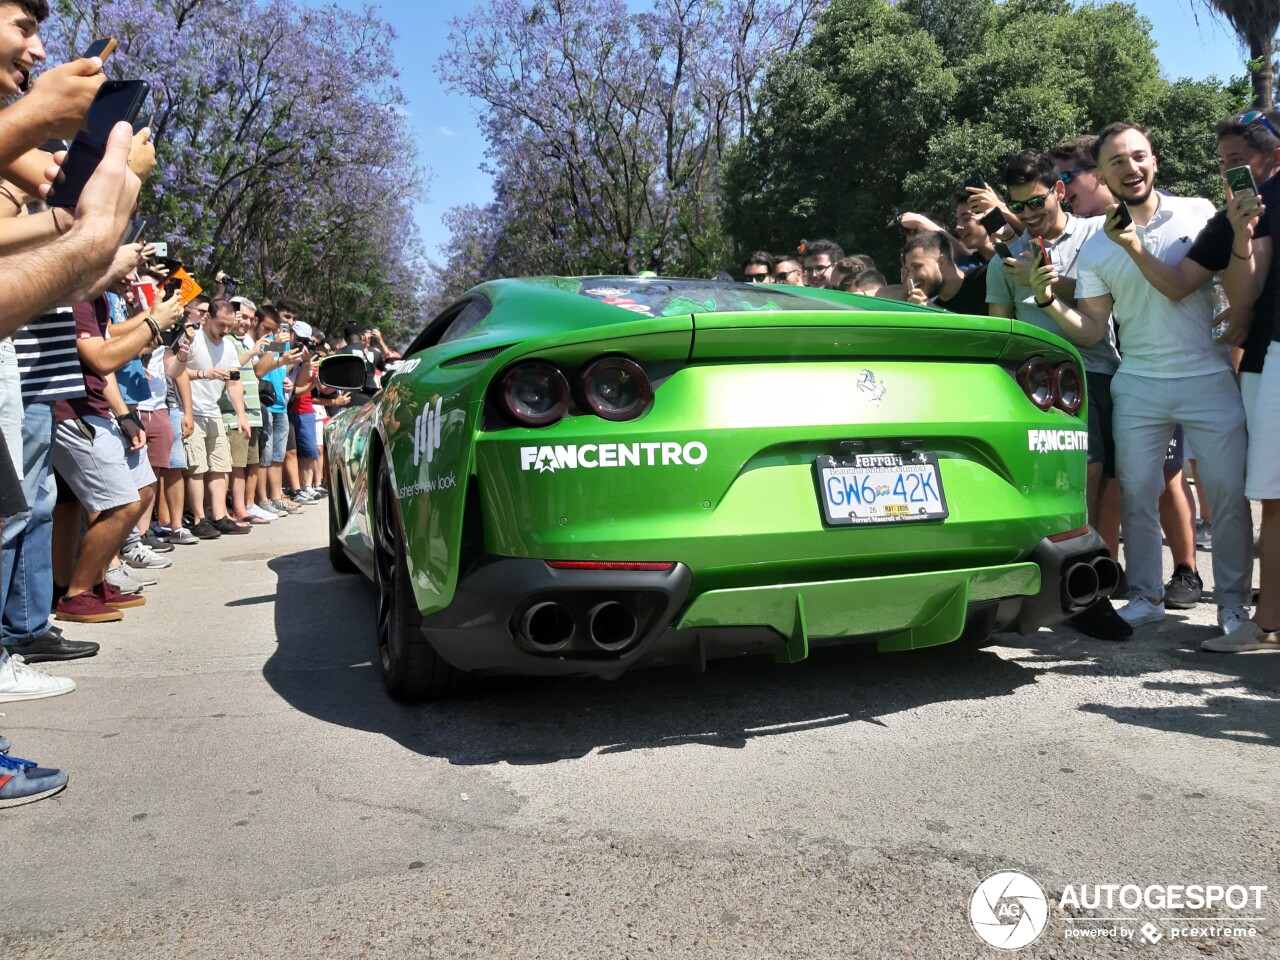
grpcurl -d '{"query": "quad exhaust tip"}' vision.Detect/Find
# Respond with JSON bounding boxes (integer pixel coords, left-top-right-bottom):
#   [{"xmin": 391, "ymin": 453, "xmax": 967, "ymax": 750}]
[
  {"xmin": 519, "ymin": 601, "xmax": 575, "ymax": 650},
  {"xmin": 587, "ymin": 601, "xmax": 639, "ymax": 652},
  {"xmin": 1062, "ymin": 561, "xmax": 1100, "ymax": 611}
]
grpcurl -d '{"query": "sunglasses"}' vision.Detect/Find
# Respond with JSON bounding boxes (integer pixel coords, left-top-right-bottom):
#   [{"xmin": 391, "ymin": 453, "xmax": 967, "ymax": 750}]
[
  {"xmin": 744, "ymin": 274, "xmax": 769, "ymax": 283},
  {"xmin": 1007, "ymin": 193, "xmax": 1052, "ymax": 215},
  {"xmin": 1058, "ymin": 165, "xmax": 1095, "ymax": 184},
  {"xmin": 774, "ymin": 268, "xmax": 799, "ymax": 279},
  {"xmin": 1238, "ymin": 110, "xmax": 1280, "ymax": 140}
]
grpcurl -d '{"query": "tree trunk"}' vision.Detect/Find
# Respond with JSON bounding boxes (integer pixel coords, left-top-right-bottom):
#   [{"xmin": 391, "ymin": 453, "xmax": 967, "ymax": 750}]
[{"xmin": 1250, "ymin": 34, "xmax": 1274, "ymax": 108}]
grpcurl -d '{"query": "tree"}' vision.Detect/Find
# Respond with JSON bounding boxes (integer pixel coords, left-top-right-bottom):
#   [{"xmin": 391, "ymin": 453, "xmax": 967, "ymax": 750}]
[
  {"xmin": 430, "ymin": 0, "xmax": 820, "ymax": 303},
  {"xmin": 724, "ymin": 0, "xmax": 1244, "ymax": 279},
  {"xmin": 44, "ymin": 0, "xmax": 428, "ymax": 336},
  {"xmin": 1196, "ymin": 0, "xmax": 1280, "ymax": 107}
]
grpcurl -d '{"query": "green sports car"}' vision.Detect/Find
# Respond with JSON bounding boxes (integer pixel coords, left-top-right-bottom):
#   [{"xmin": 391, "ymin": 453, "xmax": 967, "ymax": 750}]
[{"xmin": 320, "ymin": 276, "xmax": 1116, "ymax": 701}]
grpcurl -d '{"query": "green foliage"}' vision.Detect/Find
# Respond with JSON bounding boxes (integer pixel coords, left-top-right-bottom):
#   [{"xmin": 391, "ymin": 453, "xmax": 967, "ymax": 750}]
[{"xmin": 724, "ymin": 0, "xmax": 1247, "ymax": 280}]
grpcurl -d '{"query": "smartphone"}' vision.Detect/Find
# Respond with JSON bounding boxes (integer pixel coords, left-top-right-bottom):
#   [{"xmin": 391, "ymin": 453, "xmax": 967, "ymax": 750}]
[
  {"xmin": 964, "ymin": 172, "xmax": 986, "ymax": 192},
  {"xmin": 47, "ymin": 80, "xmax": 151, "ymax": 209},
  {"xmin": 81, "ymin": 37, "xmax": 117, "ymax": 62},
  {"xmin": 993, "ymin": 241, "xmax": 1015, "ymax": 260},
  {"xmin": 1031, "ymin": 236, "xmax": 1050, "ymax": 266},
  {"xmin": 1226, "ymin": 165, "xmax": 1258, "ymax": 198},
  {"xmin": 124, "ymin": 216, "xmax": 147, "ymax": 245},
  {"xmin": 229, "ymin": 369, "xmax": 241, "ymax": 381},
  {"xmin": 165, "ymin": 322, "xmax": 190, "ymax": 350},
  {"xmin": 151, "ymin": 241, "xmax": 168, "ymax": 259},
  {"xmin": 162, "ymin": 276, "xmax": 182, "ymax": 299},
  {"xmin": 1112, "ymin": 202, "xmax": 1132, "ymax": 231},
  {"xmin": 980, "ymin": 207, "xmax": 1006, "ymax": 235}
]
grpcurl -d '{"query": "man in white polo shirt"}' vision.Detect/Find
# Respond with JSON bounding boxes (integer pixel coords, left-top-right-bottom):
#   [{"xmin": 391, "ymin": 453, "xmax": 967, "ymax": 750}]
[{"xmin": 1030, "ymin": 122, "xmax": 1252, "ymax": 636}]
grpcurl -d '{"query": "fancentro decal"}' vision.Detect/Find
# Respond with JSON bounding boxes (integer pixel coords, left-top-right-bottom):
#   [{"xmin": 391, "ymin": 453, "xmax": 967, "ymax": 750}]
[
  {"xmin": 1028, "ymin": 429, "xmax": 1089, "ymax": 453},
  {"xmin": 520, "ymin": 441, "xmax": 708, "ymax": 474}
]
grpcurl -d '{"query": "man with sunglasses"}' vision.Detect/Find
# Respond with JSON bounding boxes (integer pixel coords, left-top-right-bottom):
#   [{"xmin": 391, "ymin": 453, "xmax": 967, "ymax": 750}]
[
  {"xmin": 741, "ymin": 251, "xmax": 772, "ymax": 283},
  {"xmin": 985, "ymin": 150, "xmax": 1128, "ymax": 640},
  {"xmin": 1030, "ymin": 122, "xmax": 1252, "ymax": 639},
  {"xmin": 772, "ymin": 254, "xmax": 804, "ymax": 286},
  {"xmin": 1050, "ymin": 137, "xmax": 1111, "ymax": 218}
]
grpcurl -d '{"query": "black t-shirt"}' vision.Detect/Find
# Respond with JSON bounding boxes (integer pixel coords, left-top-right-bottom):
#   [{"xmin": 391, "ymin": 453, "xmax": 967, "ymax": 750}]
[
  {"xmin": 1186, "ymin": 171, "xmax": 1280, "ymax": 372},
  {"xmin": 936, "ymin": 261, "xmax": 990, "ymax": 316}
]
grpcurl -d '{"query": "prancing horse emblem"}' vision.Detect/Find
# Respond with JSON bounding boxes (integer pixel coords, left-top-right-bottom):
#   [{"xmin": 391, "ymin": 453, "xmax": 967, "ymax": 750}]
[{"xmin": 858, "ymin": 369, "xmax": 887, "ymax": 403}]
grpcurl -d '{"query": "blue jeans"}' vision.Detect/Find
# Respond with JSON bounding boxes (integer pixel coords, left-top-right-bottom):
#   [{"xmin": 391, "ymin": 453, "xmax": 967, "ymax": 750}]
[{"xmin": 1, "ymin": 401, "xmax": 56, "ymax": 643}]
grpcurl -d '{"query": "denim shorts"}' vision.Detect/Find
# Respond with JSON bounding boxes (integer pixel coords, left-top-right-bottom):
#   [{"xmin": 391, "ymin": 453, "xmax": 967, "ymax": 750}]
[
  {"xmin": 289, "ymin": 411, "xmax": 319, "ymax": 459},
  {"xmin": 167, "ymin": 406, "xmax": 187, "ymax": 470},
  {"xmin": 260, "ymin": 408, "xmax": 289, "ymax": 466}
]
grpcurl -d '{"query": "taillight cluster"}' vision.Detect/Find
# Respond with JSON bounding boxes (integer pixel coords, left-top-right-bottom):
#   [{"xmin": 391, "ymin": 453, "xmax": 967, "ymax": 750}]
[
  {"xmin": 1016, "ymin": 356, "xmax": 1084, "ymax": 415},
  {"xmin": 496, "ymin": 355, "xmax": 653, "ymax": 427}
]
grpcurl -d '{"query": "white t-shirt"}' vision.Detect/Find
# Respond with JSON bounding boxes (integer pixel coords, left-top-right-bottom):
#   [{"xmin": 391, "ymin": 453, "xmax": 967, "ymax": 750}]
[
  {"xmin": 1075, "ymin": 194, "xmax": 1227, "ymax": 379},
  {"xmin": 184, "ymin": 330, "xmax": 239, "ymax": 418},
  {"xmin": 138, "ymin": 349, "xmax": 168, "ymax": 412}
]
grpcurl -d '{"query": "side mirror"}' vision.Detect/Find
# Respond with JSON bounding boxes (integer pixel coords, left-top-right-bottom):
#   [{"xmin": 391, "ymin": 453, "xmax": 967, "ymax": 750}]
[{"xmin": 317, "ymin": 354, "xmax": 367, "ymax": 391}]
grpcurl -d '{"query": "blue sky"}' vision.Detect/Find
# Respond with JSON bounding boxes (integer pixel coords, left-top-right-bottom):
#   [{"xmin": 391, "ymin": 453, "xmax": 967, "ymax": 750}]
[{"xmin": 315, "ymin": 0, "xmax": 1248, "ymax": 260}]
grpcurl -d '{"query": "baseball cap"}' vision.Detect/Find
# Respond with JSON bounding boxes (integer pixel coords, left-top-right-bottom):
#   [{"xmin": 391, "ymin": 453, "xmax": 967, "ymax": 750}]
[{"xmin": 292, "ymin": 321, "xmax": 313, "ymax": 340}]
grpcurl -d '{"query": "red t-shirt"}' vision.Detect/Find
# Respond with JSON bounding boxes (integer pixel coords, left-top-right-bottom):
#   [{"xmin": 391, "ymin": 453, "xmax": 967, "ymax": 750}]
[
  {"xmin": 287, "ymin": 364, "xmax": 315, "ymax": 415},
  {"xmin": 54, "ymin": 298, "xmax": 112, "ymax": 423}
]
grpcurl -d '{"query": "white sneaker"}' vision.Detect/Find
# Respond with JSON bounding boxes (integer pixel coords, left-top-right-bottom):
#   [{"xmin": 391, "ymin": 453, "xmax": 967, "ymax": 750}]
[
  {"xmin": 123, "ymin": 541, "xmax": 173, "ymax": 570},
  {"xmin": 106, "ymin": 564, "xmax": 147, "ymax": 592},
  {"xmin": 168, "ymin": 528, "xmax": 199, "ymax": 545},
  {"xmin": 1117, "ymin": 597, "xmax": 1165, "ymax": 627},
  {"xmin": 247, "ymin": 504, "xmax": 275, "ymax": 522},
  {"xmin": 0, "ymin": 653, "xmax": 76, "ymax": 702},
  {"xmin": 1202, "ymin": 620, "xmax": 1280, "ymax": 652},
  {"xmin": 1218, "ymin": 605, "xmax": 1251, "ymax": 635},
  {"xmin": 293, "ymin": 490, "xmax": 317, "ymax": 504}
]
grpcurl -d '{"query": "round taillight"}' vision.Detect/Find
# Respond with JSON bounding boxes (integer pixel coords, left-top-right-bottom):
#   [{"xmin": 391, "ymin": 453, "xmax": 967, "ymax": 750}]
[
  {"xmin": 1055, "ymin": 361, "xmax": 1084, "ymax": 415},
  {"xmin": 580, "ymin": 356, "xmax": 652, "ymax": 421},
  {"xmin": 498, "ymin": 361, "xmax": 570, "ymax": 426},
  {"xmin": 1017, "ymin": 356, "xmax": 1056, "ymax": 411}
]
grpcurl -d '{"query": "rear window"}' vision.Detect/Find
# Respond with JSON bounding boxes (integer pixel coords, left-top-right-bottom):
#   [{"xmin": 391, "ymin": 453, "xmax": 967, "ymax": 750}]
[{"xmin": 575, "ymin": 277, "xmax": 857, "ymax": 318}]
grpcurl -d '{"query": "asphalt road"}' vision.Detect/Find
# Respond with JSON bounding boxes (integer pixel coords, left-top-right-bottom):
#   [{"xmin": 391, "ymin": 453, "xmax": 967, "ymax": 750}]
[{"xmin": 2, "ymin": 505, "xmax": 1278, "ymax": 959}]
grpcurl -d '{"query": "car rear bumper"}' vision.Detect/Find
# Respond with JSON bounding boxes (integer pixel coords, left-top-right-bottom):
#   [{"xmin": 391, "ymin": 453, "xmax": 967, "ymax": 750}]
[{"xmin": 420, "ymin": 530, "xmax": 1115, "ymax": 678}]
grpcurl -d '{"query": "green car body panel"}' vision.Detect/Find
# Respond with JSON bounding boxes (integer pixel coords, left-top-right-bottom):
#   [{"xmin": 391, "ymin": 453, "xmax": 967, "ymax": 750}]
[{"xmin": 325, "ymin": 277, "xmax": 1111, "ymax": 688}]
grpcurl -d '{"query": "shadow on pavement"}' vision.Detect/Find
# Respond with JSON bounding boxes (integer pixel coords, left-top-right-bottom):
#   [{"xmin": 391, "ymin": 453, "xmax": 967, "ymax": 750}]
[
  {"xmin": 262, "ymin": 548, "xmax": 1038, "ymax": 765},
  {"xmin": 1004, "ymin": 619, "xmax": 1280, "ymax": 748}
]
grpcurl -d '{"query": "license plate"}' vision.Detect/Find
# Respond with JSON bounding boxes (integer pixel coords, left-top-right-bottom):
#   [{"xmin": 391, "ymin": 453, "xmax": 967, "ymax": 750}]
[{"xmin": 815, "ymin": 453, "xmax": 949, "ymax": 526}]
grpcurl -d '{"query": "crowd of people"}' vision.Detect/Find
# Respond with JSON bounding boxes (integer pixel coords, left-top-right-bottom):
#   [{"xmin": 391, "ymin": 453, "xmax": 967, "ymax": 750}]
[
  {"xmin": 738, "ymin": 113, "xmax": 1278, "ymax": 660},
  {"xmin": 0, "ymin": 0, "xmax": 396, "ymax": 807}
]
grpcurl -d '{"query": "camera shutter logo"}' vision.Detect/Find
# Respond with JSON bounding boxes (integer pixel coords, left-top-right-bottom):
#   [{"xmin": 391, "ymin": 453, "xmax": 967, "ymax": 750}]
[
  {"xmin": 413, "ymin": 396, "xmax": 443, "ymax": 467},
  {"xmin": 970, "ymin": 871, "xmax": 1049, "ymax": 950}
]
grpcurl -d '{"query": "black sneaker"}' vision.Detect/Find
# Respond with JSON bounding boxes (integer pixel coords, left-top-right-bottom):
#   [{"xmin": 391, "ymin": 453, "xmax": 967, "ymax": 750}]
[
  {"xmin": 1163, "ymin": 564, "xmax": 1203, "ymax": 609},
  {"xmin": 4, "ymin": 628, "xmax": 100, "ymax": 663},
  {"xmin": 1065, "ymin": 597, "xmax": 1134, "ymax": 641},
  {"xmin": 192, "ymin": 518, "xmax": 222, "ymax": 540}
]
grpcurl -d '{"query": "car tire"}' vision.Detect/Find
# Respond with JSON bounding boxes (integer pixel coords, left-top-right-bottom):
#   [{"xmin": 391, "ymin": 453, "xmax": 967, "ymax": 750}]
[
  {"xmin": 328, "ymin": 480, "xmax": 358, "ymax": 574},
  {"xmin": 373, "ymin": 456, "xmax": 472, "ymax": 701}
]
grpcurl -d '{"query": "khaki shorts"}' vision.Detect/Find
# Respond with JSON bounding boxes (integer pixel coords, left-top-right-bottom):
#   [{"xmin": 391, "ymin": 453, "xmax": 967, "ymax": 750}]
[
  {"xmin": 227, "ymin": 425, "xmax": 260, "ymax": 468},
  {"xmin": 183, "ymin": 415, "xmax": 232, "ymax": 475}
]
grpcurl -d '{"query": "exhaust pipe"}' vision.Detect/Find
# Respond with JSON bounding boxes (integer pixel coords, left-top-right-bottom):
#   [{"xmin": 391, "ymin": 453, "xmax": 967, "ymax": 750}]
[
  {"xmin": 587, "ymin": 601, "xmax": 639, "ymax": 652},
  {"xmin": 1062, "ymin": 561, "xmax": 1099, "ymax": 611},
  {"xmin": 519, "ymin": 601, "xmax": 576, "ymax": 650},
  {"xmin": 1090, "ymin": 556, "xmax": 1121, "ymax": 599}
]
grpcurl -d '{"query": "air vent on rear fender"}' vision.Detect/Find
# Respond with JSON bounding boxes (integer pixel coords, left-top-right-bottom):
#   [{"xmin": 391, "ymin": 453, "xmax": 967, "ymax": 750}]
[{"xmin": 442, "ymin": 346, "xmax": 509, "ymax": 368}]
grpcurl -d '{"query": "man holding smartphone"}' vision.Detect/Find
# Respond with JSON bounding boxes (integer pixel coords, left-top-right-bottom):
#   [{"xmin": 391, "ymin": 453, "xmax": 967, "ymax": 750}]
[
  {"xmin": 180, "ymin": 299, "xmax": 250, "ymax": 538},
  {"xmin": 1030, "ymin": 123, "xmax": 1252, "ymax": 637},
  {"xmin": 984, "ymin": 150, "xmax": 1128, "ymax": 640}
]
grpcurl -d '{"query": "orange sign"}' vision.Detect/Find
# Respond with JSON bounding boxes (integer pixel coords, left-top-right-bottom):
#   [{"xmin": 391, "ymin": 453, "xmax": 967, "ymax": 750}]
[{"xmin": 170, "ymin": 267, "xmax": 203, "ymax": 306}]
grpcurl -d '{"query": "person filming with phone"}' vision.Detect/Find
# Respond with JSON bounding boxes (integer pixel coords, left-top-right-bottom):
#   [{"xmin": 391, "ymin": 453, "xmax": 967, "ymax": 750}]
[{"xmin": 1029, "ymin": 122, "xmax": 1253, "ymax": 640}]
